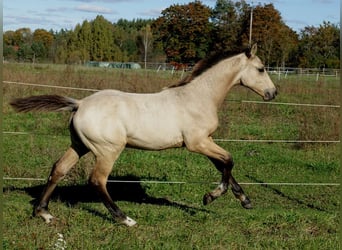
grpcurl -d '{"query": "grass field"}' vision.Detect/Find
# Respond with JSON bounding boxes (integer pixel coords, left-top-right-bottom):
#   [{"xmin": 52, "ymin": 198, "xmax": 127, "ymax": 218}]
[{"xmin": 2, "ymin": 63, "xmax": 340, "ymax": 249}]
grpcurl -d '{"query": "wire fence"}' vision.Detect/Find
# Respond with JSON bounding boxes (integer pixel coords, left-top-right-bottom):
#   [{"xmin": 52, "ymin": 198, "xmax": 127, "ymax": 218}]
[
  {"xmin": 3, "ymin": 80, "xmax": 340, "ymax": 186},
  {"xmin": 87, "ymin": 62, "xmax": 341, "ymax": 78},
  {"xmin": 3, "ymin": 80, "xmax": 340, "ymax": 108}
]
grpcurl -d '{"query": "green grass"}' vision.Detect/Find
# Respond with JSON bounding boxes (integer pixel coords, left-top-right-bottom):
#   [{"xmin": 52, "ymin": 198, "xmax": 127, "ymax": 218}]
[{"xmin": 2, "ymin": 63, "xmax": 340, "ymax": 249}]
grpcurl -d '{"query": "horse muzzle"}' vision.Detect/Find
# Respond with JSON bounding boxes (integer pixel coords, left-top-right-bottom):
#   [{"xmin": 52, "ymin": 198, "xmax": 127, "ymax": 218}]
[{"xmin": 263, "ymin": 88, "xmax": 277, "ymax": 101}]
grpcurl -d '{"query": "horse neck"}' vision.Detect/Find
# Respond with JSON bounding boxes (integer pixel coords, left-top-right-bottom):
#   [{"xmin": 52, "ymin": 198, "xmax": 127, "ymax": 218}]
[{"xmin": 186, "ymin": 54, "xmax": 245, "ymax": 109}]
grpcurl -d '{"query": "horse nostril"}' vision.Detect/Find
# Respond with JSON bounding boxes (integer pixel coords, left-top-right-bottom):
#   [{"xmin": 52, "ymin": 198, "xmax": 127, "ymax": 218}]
[
  {"xmin": 264, "ymin": 92, "xmax": 271, "ymax": 100},
  {"xmin": 263, "ymin": 88, "xmax": 277, "ymax": 101}
]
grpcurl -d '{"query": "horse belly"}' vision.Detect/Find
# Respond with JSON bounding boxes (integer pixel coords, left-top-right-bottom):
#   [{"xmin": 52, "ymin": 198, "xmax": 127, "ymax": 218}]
[{"xmin": 126, "ymin": 122, "xmax": 184, "ymax": 150}]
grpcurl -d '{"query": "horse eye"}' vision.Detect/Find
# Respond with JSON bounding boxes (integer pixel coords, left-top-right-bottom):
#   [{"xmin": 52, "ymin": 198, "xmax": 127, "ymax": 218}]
[{"xmin": 258, "ymin": 68, "xmax": 265, "ymax": 73}]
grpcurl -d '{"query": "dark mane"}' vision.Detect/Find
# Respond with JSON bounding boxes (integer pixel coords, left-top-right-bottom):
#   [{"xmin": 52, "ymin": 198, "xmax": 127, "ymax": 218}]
[{"xmin": 167, "ymin": 48, "xmax": 249, "ymax": 88}]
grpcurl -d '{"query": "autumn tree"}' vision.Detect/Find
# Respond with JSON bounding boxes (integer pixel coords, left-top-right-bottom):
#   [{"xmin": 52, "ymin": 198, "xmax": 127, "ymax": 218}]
[
  {"xmin": 3, "ymin": 28, "xmax": 33, "ymax": 61},
  {"xmin": 247, "ymin": 4, "xmax": 280, "ymax": 65},
  {"xmin": 240, "ymin": 3, "xmax": 298, "ymax": 67},
  {"xmin": 32, "ymin": 29, "xmax": 54, "ymax": 61},
  {"xmin": 9, "ymin": 28, "xmax": 34, "ymax": 61},
  {"xmin": 3, "ymin": 30, "xmax": 16, "ymax": 46},
  {"xmin": 13, "ymin": 28, "xmax": 32, "ymax": 46},
  {"xmin": 153, "ymin": 1, "xmax": 212, "ymax": 63},
  {"xmin": 33, "ymin": 29, "xmax": 53, "ymax": 50}
]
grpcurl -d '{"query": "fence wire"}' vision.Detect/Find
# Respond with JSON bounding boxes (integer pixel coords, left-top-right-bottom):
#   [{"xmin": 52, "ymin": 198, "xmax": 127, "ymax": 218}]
[
  {"xmin": 3, "ymin": 80, "xmax": 340, "ymax": 108},
  {"xmin": 3, "ymin": 177, "xmax": 339, "ymax": 186}
]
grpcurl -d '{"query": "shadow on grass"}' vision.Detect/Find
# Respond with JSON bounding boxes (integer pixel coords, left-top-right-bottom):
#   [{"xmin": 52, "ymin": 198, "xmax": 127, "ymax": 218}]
[
  {"xmin": 4, "ymin": 175, "xmax": 212, "ymax": 221},
  {"xmin": 245, "ymin": 175, "xmax": 328, "ymax": 212}
]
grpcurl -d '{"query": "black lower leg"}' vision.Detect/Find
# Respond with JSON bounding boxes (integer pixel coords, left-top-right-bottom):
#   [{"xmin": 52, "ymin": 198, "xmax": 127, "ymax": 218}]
[
  {"xmin": 92, "ymin": 183, "xmax": 127, "ymax": 222},
  {"xmin": 229, "ymin": 175, "xmax": 252, "ymax": 209},
  {"xmin": 33, "ymin": 179, "xmax": 57, "ymax": 216},
  {"xmin": 203, "ymin": 157, "xmax": 232, "ymax": 205},
  {"xmin": 31, "ymin": 179, "xmax": 59, "ymax": 223},
  {"xmin": 210, "ymin": 156, "xmax": 252, "ymax": 209},
  {"xmin": 103, "ymin": 200, "xmax": 127, "ymax": 221}
]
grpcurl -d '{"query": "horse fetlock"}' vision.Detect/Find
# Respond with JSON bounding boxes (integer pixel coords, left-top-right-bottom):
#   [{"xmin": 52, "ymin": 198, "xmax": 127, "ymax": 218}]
[{"xmin": 220, "ymin": 183, "xmax": 228, "ymax": 194}]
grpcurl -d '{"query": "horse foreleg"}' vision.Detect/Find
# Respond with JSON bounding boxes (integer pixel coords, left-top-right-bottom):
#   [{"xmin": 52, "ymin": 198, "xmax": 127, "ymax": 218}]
[
  {"xmin": 89, "ymin": 153, "xmax": 137, "ymax": 227},
  {"xmin": 35, "ymin": 147, "xmax": 81, "ymax": 223}
]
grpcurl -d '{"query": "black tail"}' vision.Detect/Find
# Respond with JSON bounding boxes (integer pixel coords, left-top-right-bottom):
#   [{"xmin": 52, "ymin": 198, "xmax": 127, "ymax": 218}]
[{"xmin": 10, "ymin": 95, "xmax": 79, "ymax": 113}]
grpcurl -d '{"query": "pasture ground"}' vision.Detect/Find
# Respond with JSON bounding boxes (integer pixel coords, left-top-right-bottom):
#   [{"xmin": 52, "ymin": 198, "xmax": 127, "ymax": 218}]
[{"xmin": 2, "ymin": 63, "xmax": 340, "ymax": 249}]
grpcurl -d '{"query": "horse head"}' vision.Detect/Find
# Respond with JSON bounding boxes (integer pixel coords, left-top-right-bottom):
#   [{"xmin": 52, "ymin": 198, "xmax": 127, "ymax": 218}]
[{"xmin": 240, "ymin": 44, "xmax": 277, "ymax": 101}]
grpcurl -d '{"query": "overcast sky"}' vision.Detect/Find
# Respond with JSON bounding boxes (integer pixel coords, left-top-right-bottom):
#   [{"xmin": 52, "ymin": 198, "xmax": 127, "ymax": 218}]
[{"xmin": 3, "ymin": 0, "xmax": 340, "ymax": 33}]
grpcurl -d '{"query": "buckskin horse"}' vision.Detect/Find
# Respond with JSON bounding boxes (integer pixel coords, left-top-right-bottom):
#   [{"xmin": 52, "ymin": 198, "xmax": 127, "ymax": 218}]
[{"xmin": 10, "ymin": 44, "xmax": 277, "ymax": 226}]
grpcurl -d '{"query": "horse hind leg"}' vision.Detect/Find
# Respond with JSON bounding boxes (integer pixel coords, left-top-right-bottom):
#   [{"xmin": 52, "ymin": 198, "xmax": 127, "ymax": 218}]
[
  {"xmin": 89, "ymin": 150, "xmax": 136, "ymax": 227},
  {"xmin": 35, "ymin": 147, "xmax": 83, "ymax": 223}
]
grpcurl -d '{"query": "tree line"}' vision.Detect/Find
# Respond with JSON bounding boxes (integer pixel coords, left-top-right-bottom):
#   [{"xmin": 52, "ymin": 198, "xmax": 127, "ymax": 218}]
[{"xmin": 3, "ymin": 0, "xmax": 340, "ymax": 68}]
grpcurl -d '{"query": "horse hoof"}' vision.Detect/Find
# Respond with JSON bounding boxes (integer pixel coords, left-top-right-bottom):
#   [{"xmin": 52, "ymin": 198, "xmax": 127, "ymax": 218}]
[
  {"xmin": 203, "ymin": 193, "xmax": 214, "ymax": 205},
  {"xmin": 241, "ymin": 198, "xmax": 252, "ymax": 209},
  {"xmin": 37, "ymin": 212, "xmax": 55, "ymax": 223},
  {"xmin": 35, "ymin": 207, "xmax": 55, "ymax": 223},
  {"xmin": 122, "ymin": 216, "xmax": 137, "ymax": 227}
]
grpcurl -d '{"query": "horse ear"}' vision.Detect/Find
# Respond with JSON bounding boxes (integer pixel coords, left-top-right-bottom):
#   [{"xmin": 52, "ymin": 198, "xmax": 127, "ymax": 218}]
[
  {"xmin": 245, "ymin": 43, "xmax": 258, "ymax": 58},
  {"xmin": 245, "ymin": 46, "xmax": 251, "ymax": 58},
  {"xmin": 251, "ymin": 43, "xmax": 258, "ymax": 57}
]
